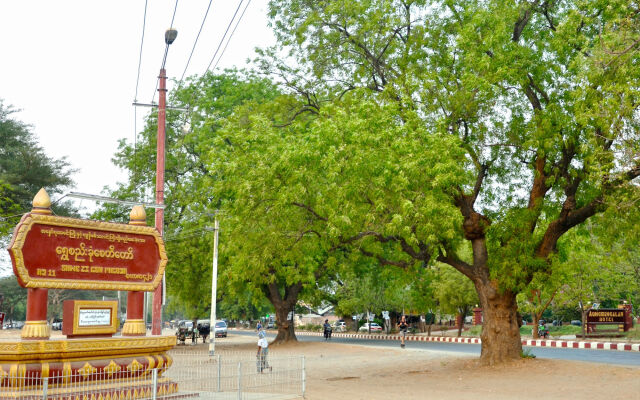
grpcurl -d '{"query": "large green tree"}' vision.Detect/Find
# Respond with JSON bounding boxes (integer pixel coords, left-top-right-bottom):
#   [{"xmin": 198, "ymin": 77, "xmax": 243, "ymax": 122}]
[
  {"xmin": 213, "ymin": 93, "xmax": 462, "ymax": 341},
  {"xmin": 260, "ymin": 0, "xmax": 640, "ymax": 364}
]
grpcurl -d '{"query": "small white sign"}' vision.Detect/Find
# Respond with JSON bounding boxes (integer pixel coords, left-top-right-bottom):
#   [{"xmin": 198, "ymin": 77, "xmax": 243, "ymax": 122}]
[
  {"xmin": 382, "ymin": 311, "xmax": 389, "ymax": 319},
  {"xmin": 78, "ymin": 309, "xmax": 111, "ymax": 327}
]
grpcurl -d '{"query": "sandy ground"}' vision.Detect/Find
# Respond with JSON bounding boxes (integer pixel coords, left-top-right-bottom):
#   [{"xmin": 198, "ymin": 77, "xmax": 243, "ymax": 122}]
[
  {"xmin": 215, "ymin": 330, "xmax": 640, "ymax": 400},
  {"xmin": 2, "ymin": 329, "xmax": 639, "ymax": 399}
]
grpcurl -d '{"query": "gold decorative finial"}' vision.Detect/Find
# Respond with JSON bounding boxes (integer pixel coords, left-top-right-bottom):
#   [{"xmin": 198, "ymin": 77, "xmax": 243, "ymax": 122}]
[
  {"xmin": 31, "ymin": 188, "xmax": 52, "ymax": 215},
  {"xmin": 129, "ymin": 205, "xmax": 147, "ymax": 226}
]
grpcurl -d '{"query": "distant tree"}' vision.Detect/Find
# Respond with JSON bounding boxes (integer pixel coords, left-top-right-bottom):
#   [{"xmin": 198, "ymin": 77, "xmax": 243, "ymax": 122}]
[
  {"xmin": 0, "ymin": 100, "xmax": 76, "ymax": 270},
  {"xmin": 517, "ymin": 261, "xmax": 569, "ymax": 338},
  {"xmin": 0, "ymin": 276, "xmax": 27, "ymax": 323},
  {"xmin": 433, "ymin": 265, "xmax": 479, "ymax": 337},
  {"xmin": 554, "ymin": 224, "xmax": 630, "ymax": 337}
]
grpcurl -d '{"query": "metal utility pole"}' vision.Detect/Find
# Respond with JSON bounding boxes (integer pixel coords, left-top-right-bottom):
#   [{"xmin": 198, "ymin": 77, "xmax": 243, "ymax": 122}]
[
  {"xmin": 209, "ymin": 217, "xmax": 219, "ymax": 357},
  {"xmin": 152, "ymin": 28, "xmax": 177, "ymax": 336}
]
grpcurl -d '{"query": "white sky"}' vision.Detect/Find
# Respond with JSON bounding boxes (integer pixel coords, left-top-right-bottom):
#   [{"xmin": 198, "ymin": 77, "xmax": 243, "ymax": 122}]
[{"xmin": 0, "ymin": 0, "xmax": 275, "ymax": 212}]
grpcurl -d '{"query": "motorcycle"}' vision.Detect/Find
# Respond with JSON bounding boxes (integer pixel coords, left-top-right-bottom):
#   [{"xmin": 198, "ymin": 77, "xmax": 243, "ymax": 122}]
[{"xmin": 538, "ymin": 325, "xmax": 549, "ymax": 339}]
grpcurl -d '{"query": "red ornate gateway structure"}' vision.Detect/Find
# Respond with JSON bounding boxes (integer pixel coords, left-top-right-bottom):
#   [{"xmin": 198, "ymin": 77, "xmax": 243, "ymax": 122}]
[{"xmin": 3, "ymin": 188, "xmax": 177, "ymax": 398}]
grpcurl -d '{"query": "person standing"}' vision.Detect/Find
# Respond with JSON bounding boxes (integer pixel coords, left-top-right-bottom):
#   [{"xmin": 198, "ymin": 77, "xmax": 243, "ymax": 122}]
[
  {"xmin": 323, "ymin": 319, "xmax": 332, "ymax": 340},
  {"xmin": 398, "ymin": 315, "xmax": 408, "ymax": 348},
  {"xmin": 257, "ymin": 330, "xmax": 271, "ymax": 373}
]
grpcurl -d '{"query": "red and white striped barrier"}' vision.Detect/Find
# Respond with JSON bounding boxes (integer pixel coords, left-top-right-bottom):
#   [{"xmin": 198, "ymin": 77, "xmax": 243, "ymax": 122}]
[{"xmin": 296, "ymin": 331, "xmax": 640, "ymax": 352}]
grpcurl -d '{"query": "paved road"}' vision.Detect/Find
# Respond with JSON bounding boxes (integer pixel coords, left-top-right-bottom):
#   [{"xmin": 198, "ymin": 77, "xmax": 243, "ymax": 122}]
[{"xmin": 233, "ymin": 330, "xmax": 640, "ymax": 367}]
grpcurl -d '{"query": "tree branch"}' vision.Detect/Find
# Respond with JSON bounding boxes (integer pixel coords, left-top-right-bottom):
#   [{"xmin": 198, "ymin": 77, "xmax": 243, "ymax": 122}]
[
  {"xmin": 291, "ymin": 202, "xmax": 328, "ymax": 221},
  {"xmin": 512, "ymin": 3, "xmax": 538, "ymax": 42}
]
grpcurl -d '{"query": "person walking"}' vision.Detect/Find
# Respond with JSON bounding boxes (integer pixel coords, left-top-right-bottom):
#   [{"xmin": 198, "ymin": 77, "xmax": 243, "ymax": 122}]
[
  {"xmin": 398, "ymin": 315, "xmax": 408, "ymax": 348},
  {"xmin": 257, "ymin": 330, "xmax": 271, "ymax": 373}
]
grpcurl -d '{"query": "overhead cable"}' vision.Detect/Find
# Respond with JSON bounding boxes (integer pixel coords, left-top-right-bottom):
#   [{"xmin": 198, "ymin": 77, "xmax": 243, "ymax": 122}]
[
  {"xmin": 204, "ymin": 0, "xmax": 245, "ymax": 73},
  {"xmin": 133, "ymin": 0, "xmax": 149, "ymax": 192},
  {"xmin": 211, "ymin": 0, "xmax": 252, "ymax": 71},
  {"xmin": 180, "ymin": 0, "xmax": 214, "ymax": 82}
]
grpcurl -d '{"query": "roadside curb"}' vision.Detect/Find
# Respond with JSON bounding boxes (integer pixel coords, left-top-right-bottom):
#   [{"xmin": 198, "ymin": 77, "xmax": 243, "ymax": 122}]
[{"xmin": 295, "ymin": 331, "xmax": 640, "ymax": 352}]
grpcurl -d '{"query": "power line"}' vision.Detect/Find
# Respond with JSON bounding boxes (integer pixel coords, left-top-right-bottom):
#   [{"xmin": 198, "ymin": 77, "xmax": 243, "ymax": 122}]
[
  {"xmin": 133, "ymin": 0, "xmax": 149, "ymax": 194},
  {"xmin": 204, "ymin": 0, "xmax": 245, "ymax": 73},
  {"xmin": 211, "ymin": 0, "xmax": 252, "ymax": 71},
  {"xmin": 178, "ymin": 0, "xmax": 248, "ymax": 124},
  {"xmin": 180, "ymin": 0, "xmax": 214, "ymax": 82},
  {"xmin": 134, "ymin": 0, "xmax": 149, "ymax": 103}
]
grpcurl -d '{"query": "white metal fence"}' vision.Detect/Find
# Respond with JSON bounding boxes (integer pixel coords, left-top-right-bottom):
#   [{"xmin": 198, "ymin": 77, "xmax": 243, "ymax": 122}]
[{"xmin": 0, "ymin": 349, "xmax": 305, "ymax": 399}]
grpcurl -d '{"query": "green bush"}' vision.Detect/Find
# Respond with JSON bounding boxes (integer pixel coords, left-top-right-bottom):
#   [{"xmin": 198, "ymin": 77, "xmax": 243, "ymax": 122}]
[
  {"xmin": 520, "ymin": 325, "xmax": 533, "ymax": 336},
  {"xmin": 297, "ymin": 323, "xmax": 323, "ymax": 332},
  {"xmin": 623, "ymin": 326, "xmax": 640, "ymax": 339},
  {"xmin": 463, "ymin": 325, "xmax": 482, "ymax": 336},
  {"xmin": 548, "ymin": 325, "xmax": 581, "ymax": 337}
]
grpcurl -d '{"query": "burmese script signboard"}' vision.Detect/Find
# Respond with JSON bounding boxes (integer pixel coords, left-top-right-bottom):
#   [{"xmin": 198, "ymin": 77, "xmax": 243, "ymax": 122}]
[
  {"xmin": 79, "ymin": 309, "xmax": 112, "ymax": 326},
  {"xmin": 63, "ymin": 300, "xmax": 118, "ymax": 337},
  {"xmin": 8, "ymin": 213, "xmax": 167, "ymax": 291},
  {"xmin": 586, "ymin": 309, "xmax": 625, "ymax": 325}
]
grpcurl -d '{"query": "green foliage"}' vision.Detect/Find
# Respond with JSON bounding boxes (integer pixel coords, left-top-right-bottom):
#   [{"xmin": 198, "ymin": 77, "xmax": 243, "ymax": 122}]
[
  {"xmin": 0, "ymin": 276, "xmax": 27, "ymax": 322},
  {"xmin": 297, "ymin": 323, "xmax": 323, "ymax": 332},
  {"xmin": 0, "ymin": 100, "xmax": 76, "ymax": 261},
  {"xmin": 464, "ymin": 325, "xmax": 483, "ymax": 337},
  {"xmin": 260, "ymin": 0, "xmax": 640, "ymax": 359},
  {"xmin": 433, "ymin": 264, "xmax": 478, "ymax": 317},
  {"xmin": 0, "ymin": 101, "xmax": 75, "ymax": 212},
  {"xmin": 95, "ymin": 71, "xmax": 280, "ymax": 319}
]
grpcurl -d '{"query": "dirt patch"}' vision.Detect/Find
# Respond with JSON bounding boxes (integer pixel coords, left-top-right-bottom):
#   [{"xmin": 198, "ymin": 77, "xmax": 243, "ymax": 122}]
[{"xmin": 224, "ymin": 332, "xmax": 640, "ymax": 400}]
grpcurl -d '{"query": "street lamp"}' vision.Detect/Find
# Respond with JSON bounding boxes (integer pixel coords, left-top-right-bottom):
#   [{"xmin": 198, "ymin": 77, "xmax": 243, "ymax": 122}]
[{"xmin": 151, "ymin": 28, "xmax": 178, "ymax": 336}]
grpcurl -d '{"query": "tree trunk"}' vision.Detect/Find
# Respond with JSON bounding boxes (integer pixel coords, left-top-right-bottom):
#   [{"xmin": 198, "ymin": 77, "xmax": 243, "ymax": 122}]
[
  {"xmin": 264, "ymin": 280, "xmax": 303, "ymax": 344},
  {"xmin": 532, "ymin": 313, "xmax": 541, "ymax": 339},
  {"xmin": 476, "ymin": 281, "xmax": 522, "ymax": 365},
  {"xmin": 273, "ymin": 305, "xmax": 296, "ymax": 342}
]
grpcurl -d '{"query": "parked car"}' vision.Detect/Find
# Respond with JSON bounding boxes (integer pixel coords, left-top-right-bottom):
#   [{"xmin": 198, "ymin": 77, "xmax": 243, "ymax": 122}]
[
  {"xmin": 214, "ymin": 320, "xmax": 228, "ymax": 338},
  {"xmin": 6, "ymin": 321, "xmax": 24, "ymax": 329},
  {"xmin": 178, "ymin": 320, "xmax": 194, "ymax": 332},
  {"xmin": 51, "ymin": 321, "xmax": 63, "ymax": 330},
  {"xmin": 334, "ymin": 321, "xmax": 347, "ymax": 332},
  {"xmin": 359, "ymin": 322, "xmax": 382, "ymax": 332},
  {"xmin": 571, "ymin": 320, "xmax": 582, "ymax": 326}
]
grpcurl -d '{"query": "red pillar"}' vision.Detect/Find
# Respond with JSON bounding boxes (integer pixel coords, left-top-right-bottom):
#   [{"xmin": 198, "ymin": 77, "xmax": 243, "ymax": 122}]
[
  {"xmin": 22, "ymin": 288, "xmax": 50, "ymax": 339},
  {"xmin": 124, "ymin": 206, "xmax": 149, "ymax": 336},
  {"xmin": 473, "ymin": 308, "xmax": 483, "ymax": 326},
  {"xmin": 619, "ymin": 304, "xmax": 633, "ymax": 332},
  {"xmin": 152, "ymin": 68, "xmax": 167, "ymax": 336},
  {"xmin": 123, "ymin": 291, "xmax": 145, "ymax": 336}
]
